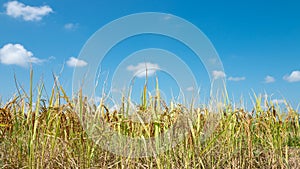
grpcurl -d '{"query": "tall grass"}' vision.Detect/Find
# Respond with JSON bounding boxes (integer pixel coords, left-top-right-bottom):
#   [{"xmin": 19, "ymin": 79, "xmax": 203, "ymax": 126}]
[{"xmin": 0, "ymin": 72, "xmax": 299, "ymax": 168}]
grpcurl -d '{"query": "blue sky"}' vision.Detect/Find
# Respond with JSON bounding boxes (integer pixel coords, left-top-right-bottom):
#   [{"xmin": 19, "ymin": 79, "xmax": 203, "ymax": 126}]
[{"xmin": 0, "ymin": 0, "xmax": 300, "ymax": 109}]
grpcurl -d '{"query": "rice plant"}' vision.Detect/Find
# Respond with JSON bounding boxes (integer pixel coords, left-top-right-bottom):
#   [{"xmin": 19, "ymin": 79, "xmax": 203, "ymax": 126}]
[{"xmin": 0, "ymin": 71, "xmax": 299, "ymax": 169}]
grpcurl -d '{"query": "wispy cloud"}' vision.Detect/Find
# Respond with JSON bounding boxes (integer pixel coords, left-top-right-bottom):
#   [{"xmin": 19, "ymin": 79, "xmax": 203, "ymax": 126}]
[
  {"xmin": 283, "ymin": 71, "xmax": 300, "ymax": 82},
  {"xmin": 109, "ymin": 104, "xmax": 120, "ymax": 112},
  {"xmin": 212, "ymin": 70, "xmax": 226, "ymax": 80},
  {"xmin": 272, "ymin": 99, "xmax": 285, "ymax": 104},
  {"xmin": 4, "ymin": 1, "xmax": 53, "ymax": 21},
  {"xmin": 48, "ymin": 56, "xmax": 56, "ymax": 61},
  {"xmin": 264, "ymin": 75, "xmax": 275, "ymax": 83},
  {"xmin": 66, "ymin": 57, "xmax": 88, "ymax": 67},
  {"xmin": 0, "ymin": 43, "xmax": 43, "ymax": 67},
  {"xmin": 186, "ymin": 86, "xmax": 194, "ymax": 92},
  {"xmin": 163, "ymin": 15, "xmax": 172, "ymax": 20},
  {"xmin": 228, "ymin": 76, "xmax": 246, "ymax": 82},
  {"xmin": 64, "ymin": 23, "xmax": 79, "ymax": 30},
  {"xmin": 127, "ymin": 62, "xmax": 159, "ymax": 78}
]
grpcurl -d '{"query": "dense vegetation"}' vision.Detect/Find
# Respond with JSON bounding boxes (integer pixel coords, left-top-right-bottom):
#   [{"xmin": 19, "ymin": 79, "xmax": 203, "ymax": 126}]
[{"xmin": 0, "ymin": 72, "xmax": 299, "ymax": 168}]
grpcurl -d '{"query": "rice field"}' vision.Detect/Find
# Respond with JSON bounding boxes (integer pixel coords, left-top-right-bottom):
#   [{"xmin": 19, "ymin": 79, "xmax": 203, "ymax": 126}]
[{"xmin": 0, "ymin": 71, "xmax": 299, "ymax": 169}]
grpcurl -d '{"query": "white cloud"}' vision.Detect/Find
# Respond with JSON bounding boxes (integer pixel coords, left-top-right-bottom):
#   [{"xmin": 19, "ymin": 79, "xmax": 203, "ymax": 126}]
[
  {"xmin": 228, "ymin": 76, "xmax": 246, "ymax": 82},
  {"xmin": 186, "ymin": 86, "xmax": 194, "ymax": 91},
  {"xmin": 284, "ymin": 71, "xmax": 300, "ymax": 82},
  {"xmin": 0, "ymin": 43, "xmax": 43, "ymax": 67},
  {"xmin": 272, "ymin": 99, "xmax": 285, "ymax": 104},
  {"xmin": 163, "ymin": 15, "xmax": 172, "ymax": 20},
  {"xmin": 212, "ymin": 70, "xmax": 226, "ymax": 80},
  {"xmin": 48, "ymin": 56, "xmax": 56, "ymax": 60},
  {"xmin": 93, "ymin": 96, "xmax": 102, "ymax": 104},
  {"xmin": 264, "ymin": 75, "xmax": 275, "ymax": 83},
  {"xmin": 64, "ymin": 23, "xmax": 78, "ymax": 30},
  {"xmin": 109, "ymin": 104, "xmax": 120, "ymax": 112},
  {"xmin": 4, "ymin": 1, "xmax": 53, "ymax": 21},
  {"xmin": 66, "ymin": 57, "xmax": 88, "ymax": 67},
  {"xmin": 127, "ymin": 62, "xmax": 160, "ymax": 78}
]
